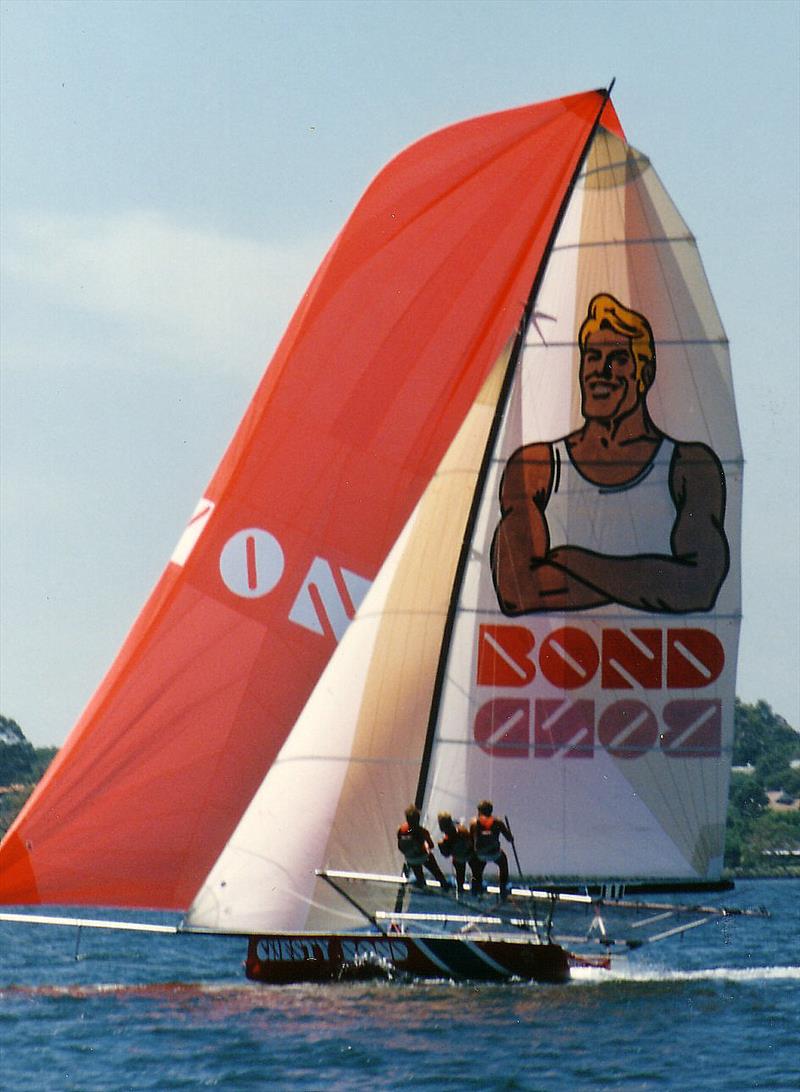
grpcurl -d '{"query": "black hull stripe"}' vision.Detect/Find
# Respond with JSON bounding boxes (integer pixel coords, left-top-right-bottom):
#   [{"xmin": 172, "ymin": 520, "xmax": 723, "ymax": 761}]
[{"xmin": 416, "ymin": 936, "xmax": 510, "ymax": 980}]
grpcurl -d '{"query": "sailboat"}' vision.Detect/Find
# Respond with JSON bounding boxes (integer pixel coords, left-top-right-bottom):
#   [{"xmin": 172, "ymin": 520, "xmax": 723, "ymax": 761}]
[{"xmin": 0, "ymin": 87, "xmax": 767, "ymax": 984}]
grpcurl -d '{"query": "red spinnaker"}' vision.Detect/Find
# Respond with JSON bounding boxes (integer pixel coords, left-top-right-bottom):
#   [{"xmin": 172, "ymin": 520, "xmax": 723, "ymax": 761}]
[{"xmin": 0, "ymin": 91, "xmax": 623, "ymax": 908}]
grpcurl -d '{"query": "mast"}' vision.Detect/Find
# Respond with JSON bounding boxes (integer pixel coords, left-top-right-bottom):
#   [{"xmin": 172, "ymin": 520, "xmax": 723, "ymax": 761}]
[{"xmin": 414, "ymin": 84, "xmax": 618, "ymax": 810}]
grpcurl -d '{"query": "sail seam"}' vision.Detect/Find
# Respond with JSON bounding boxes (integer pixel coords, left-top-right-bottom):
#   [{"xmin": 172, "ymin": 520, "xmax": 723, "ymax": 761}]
[
  {"xmin": 431, "ymin": 739, "xmax": 735, "ymax": 757},
  {"xmin": 581, "ymin": 158, "xmax": 648, "ymax": 179},
  {"xmin": 446, "ymin": 606, "xmax": 745, "ymax": 622},
  {"xmin": 551, "ymin": 235, "xmax": 695, "ymax": 250},
  {"xmin": 521, "ymin": 337, "xmax": 729, "ymax": 347}
]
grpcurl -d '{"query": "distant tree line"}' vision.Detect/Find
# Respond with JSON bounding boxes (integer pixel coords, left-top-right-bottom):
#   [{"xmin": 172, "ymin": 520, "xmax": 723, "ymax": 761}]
[
  {"xmin": 1, "ymin": 704, "xmax": 799, "ymax": 871},
  {"xmin": 725, "ymin": 699, "xmax": 800, "ymax": 873},
  {"xmin": 0, "ymin": 715, "xmax": 58, "ymax": 837},
  {"xmin": 0, "ymin": 715, "xmax": 57, "ymax": 782}
]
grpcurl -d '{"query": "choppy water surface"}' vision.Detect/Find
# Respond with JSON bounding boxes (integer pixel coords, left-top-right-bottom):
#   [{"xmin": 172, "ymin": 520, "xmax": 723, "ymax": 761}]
[{"xmin": 1, "ymin": 879, "xmax": 798, "ymax": 1091}]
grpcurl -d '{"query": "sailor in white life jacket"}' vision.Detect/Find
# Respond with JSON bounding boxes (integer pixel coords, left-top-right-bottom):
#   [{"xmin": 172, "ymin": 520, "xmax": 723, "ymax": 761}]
[
  {"xmin": 491, "ymin": 293, "xmax": 729, "ymax": 616},
  {"xmin": 397, "ymin": 804, "xmax": 450, "ymax": 889},
  {"xmin": 469, "ymin": 800, "xmax": 514, "ymax": 897}
]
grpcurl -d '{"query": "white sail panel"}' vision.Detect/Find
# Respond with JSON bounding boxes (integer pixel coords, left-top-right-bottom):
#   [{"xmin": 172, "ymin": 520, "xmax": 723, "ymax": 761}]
[
  {"xmin": 424, "ymin": 130, "xmax": 742, "ymax": 881},
  {"xmin": 185, "ymin": 562, "xmax": 402, "ymax": 934},
  {"xmin": 186, "ymin": 347, "xmax": 510, "ymax": 932}
]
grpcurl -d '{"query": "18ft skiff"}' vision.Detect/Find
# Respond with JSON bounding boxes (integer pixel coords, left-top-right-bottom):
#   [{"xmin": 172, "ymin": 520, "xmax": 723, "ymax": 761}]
[{"xmin": 0, "ymin": 86, "xmax": 767, "ymax": 983}]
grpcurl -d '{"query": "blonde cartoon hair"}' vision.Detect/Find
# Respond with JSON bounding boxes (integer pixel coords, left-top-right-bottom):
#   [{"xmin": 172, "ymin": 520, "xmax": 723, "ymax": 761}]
[{"xmin": 579, "ymin": 293, "xmax": 655, "ymax": 391}]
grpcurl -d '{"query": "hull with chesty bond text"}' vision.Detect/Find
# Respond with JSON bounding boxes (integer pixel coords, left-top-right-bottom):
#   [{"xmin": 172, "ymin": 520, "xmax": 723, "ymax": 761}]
[{"xmin": 245, "ymin": 932, "xmax": 606, "ymax": 984}]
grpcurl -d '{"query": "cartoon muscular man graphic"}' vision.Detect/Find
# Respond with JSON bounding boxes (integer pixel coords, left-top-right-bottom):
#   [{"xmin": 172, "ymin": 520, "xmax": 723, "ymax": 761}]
[{"xmin": 491, "ymin": 293, "xmax": 729, "ymax": 615}]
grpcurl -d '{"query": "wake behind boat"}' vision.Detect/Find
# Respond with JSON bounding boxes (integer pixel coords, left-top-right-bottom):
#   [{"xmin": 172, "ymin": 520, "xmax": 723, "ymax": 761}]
[{"xmin": 0, "ymin": 85, "xmax": 768, "ymax": 983}]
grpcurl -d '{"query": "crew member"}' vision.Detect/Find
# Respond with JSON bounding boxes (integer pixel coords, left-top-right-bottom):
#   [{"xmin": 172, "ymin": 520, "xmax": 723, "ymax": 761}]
[
  {"xmin": 470, "ymin": 800, "xmax": 514, "ymax": 897},
  {"xmin": 397, "ymin": 805, "xmax": 450, "ymax": 889},
  {"xmin": 437, "ymin": 812, "xmax": 479, "ymax": 893}
]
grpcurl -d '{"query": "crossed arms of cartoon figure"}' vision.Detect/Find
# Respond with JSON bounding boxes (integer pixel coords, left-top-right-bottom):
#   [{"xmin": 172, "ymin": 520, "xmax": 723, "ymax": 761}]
[
  {"xmin": 491, "ymin": 439, "xmax": 729, "ymax": 615},
  {"xmin": 490, "ymin": 293, "xmax": 730, "ymax": 617}
]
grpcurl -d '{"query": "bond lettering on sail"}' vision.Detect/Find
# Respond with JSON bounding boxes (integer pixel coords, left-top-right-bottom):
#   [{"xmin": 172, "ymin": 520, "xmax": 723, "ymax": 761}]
[{"xmin": 474, "ymin": 624, "xmax": 725, "ymax": 760}]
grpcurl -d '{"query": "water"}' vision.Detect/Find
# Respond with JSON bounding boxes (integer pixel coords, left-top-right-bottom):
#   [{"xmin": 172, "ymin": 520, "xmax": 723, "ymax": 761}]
[{"xmin": 1, "ymin": 879, "xmax": 798, "ymax": 1091}]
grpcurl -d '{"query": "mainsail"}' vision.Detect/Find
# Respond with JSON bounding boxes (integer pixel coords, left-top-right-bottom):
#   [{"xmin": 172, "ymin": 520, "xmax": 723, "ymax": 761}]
[
  {"xmin": 1, "ymin": 90, "xmax": 622, "ymax": 909},
  {"xmin": 186, "ymin": 115, "xmax": 741, "ymax": 934},
  {"xmin": 428, "ymin": 129, "xmax": 741, "ymax": 882}
]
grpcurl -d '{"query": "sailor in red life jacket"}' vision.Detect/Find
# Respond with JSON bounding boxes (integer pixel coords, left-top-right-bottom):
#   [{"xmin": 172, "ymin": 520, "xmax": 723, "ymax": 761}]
[
  {"xmin": 397, "ymin": 805, "xmax": 451, "ymax": 889},
  {"xmin": 437, "ymin": 812, "xmax": 479, "ymax": 894},
  {"xmin": 469, "ymin": 800, "xmax": 514, "ymax": 897}
]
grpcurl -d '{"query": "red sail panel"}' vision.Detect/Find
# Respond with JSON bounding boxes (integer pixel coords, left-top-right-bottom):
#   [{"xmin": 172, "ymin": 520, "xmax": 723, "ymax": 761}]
[
  {"xmin": 0, "ymin": 90, "xmax": 610, "ymax": 909},
  {"xmin": 599, "ymin": 96, "xmax": 625, "ymax": 141}
]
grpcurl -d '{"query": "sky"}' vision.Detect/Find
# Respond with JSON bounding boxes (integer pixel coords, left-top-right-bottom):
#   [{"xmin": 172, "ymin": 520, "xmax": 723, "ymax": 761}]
[{"xmin": 1, "ymin": 0, "xmax": 798, "ymax": 747}]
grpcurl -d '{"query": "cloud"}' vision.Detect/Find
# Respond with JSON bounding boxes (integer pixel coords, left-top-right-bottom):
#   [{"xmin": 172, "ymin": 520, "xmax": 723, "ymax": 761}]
[{"xmin": 2, "ymin": 210, "xmax": 327, "ymax": 373}]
